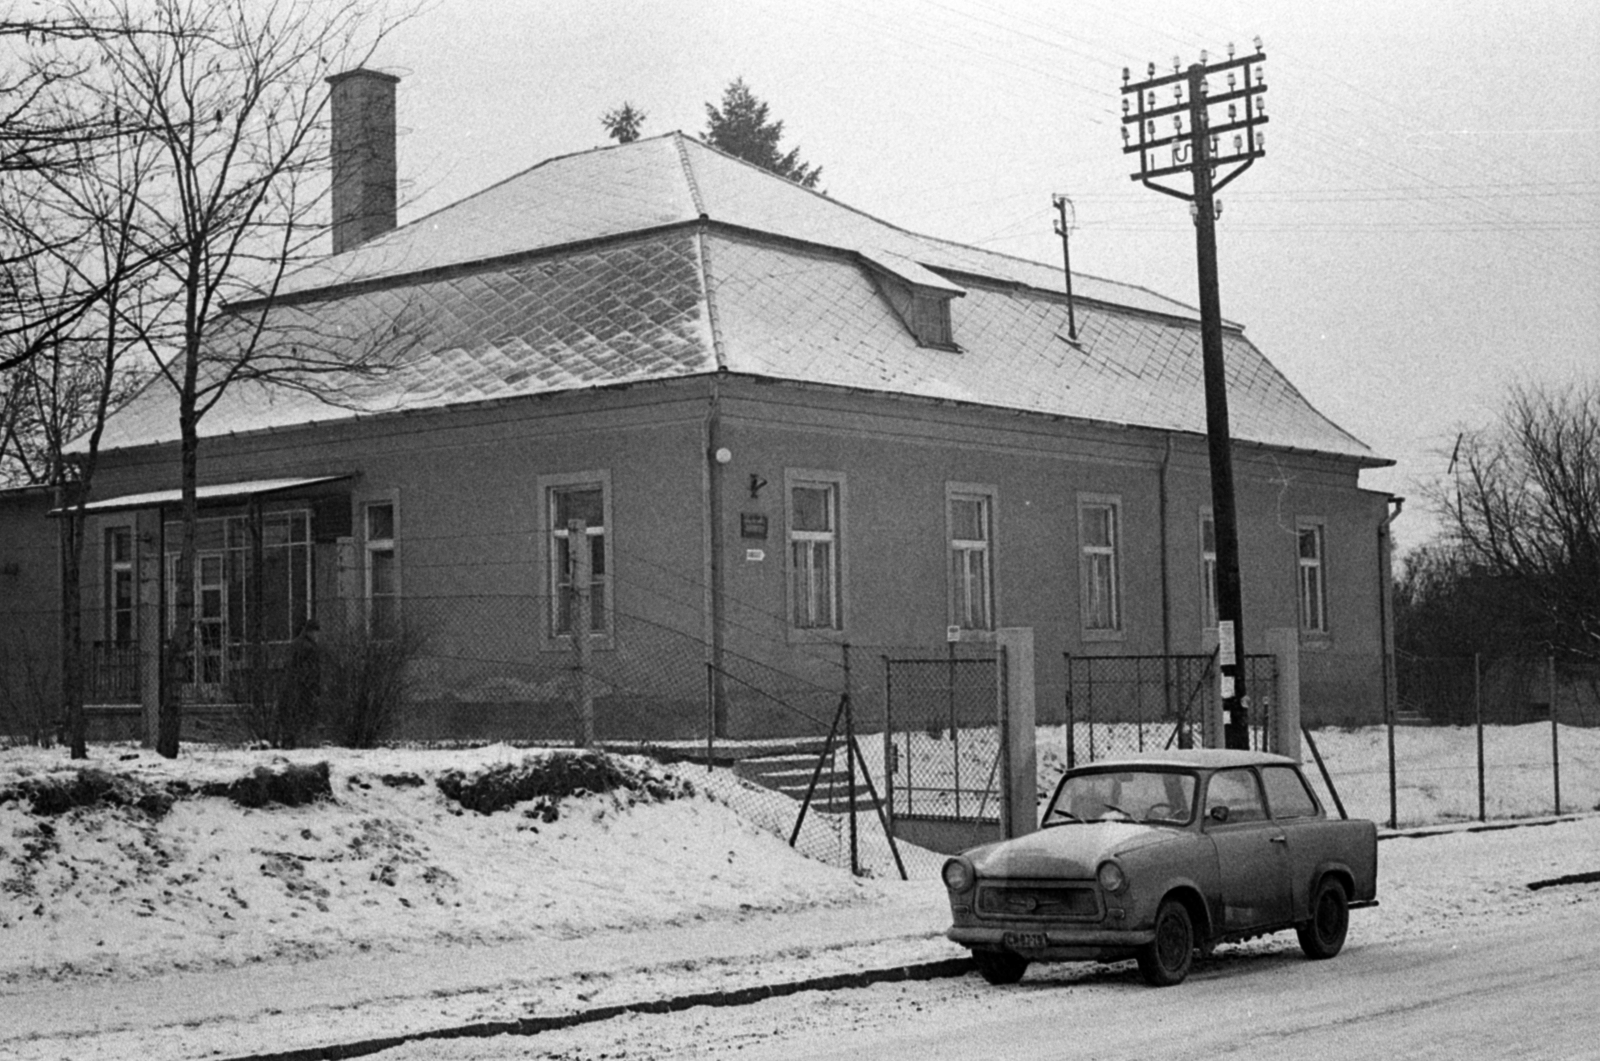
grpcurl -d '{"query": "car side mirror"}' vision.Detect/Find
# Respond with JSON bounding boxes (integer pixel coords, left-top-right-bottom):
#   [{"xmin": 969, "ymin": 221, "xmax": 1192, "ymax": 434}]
[{"xmin": 1208, "ymin": 805, "xmax": 1230, "ymax": 824}]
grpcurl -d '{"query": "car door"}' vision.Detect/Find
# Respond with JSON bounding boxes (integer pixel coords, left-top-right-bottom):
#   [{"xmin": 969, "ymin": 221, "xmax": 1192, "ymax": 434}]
[{"xmin": 1204, "ymin": 767, "xmax": 1292, "ymax": 932}]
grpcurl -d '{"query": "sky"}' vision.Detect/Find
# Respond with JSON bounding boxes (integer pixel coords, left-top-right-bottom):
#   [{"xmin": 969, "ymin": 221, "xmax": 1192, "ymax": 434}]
[{"xmin": 370, "ymin": 0, "xmax": 1599, "ymax": 555}]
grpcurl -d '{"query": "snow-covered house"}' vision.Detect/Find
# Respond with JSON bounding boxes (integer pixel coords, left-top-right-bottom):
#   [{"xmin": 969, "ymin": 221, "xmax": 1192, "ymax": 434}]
[{"xmin": 54, "ymin": 70, "xmax": 1393, "ymax": 744}]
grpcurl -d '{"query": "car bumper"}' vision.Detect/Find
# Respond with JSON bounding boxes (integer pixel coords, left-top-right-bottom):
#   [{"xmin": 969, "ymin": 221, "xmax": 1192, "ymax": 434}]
[{"xmin": 947, "ymin": 924, "xmax": 1156, "ymax": 962}]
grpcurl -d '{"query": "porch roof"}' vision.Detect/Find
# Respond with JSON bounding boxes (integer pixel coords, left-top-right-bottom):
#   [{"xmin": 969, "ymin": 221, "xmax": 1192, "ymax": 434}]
[{"xmin": 59, "ymin": 476, "xmax": 350, "ymax": 516}]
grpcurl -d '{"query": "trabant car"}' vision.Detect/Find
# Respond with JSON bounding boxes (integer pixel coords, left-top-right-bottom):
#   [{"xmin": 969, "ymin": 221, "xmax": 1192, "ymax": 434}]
[{"xmin": 943, "ymin": 749, "xmax": 1377, "ymax": 986}]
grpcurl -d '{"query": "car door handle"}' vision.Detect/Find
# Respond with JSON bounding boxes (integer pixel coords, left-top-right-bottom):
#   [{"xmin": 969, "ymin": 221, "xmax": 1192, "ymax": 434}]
[{"xmin": 1269, "ymin": 836, "xmax": 1288, "ymax": 844}]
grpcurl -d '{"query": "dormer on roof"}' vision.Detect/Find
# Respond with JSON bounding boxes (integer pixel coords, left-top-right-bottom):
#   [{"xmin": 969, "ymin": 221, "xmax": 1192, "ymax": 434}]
[{"xmin": 860, "ymin": 248, "xmax": 965, "ymax": 350}]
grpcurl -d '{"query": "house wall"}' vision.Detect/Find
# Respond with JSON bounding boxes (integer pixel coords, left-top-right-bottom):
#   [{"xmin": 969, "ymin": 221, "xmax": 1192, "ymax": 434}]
[{"xmin": 78, "ymin": 374, "xmax": 1389, "ymax": 743}]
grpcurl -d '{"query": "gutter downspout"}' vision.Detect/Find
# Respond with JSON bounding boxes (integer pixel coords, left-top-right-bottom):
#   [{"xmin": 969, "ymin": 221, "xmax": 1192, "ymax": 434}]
[
  {"xmin": 1380, "ymin": 495, "xmax": 1404, "ymax": 830},
  {"xmin": 705, "ymin": 375, "xmax": 728, "ymax": 739},
  {"xmin": 1158, "ymin": 435, "xmax": 1181, "ymax": 745}
]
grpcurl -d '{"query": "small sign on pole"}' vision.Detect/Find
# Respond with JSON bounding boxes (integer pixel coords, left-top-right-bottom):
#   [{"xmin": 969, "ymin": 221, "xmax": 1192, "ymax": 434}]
[{"xmin": 946, "ymin": 625, "xmax": 962, "ymax": 643}]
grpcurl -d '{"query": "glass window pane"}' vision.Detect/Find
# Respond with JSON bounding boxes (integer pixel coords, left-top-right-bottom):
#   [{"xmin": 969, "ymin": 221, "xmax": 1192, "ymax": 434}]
[
  {"xmin": 370, "ymin": 550, "xmax": 396, "ymax": 595},
  {"xmin": 1083, "ymin": 505, "xmax": 1112, "ymax": 548},
  {"xmin": 555, "ymin": 487, "xmax": 604, "ymax": 529},
  {"xmin": 367, "ymin": 503, "xmax": 394, "ymax": 541},
  {"xmin": 791, "ymin": 486, "xmax": 831, "ymax": 532},
  {"xmin": 1299, "ymin": 527, "xmax": 1320, "ymax": 560},
  {"xmin": 1201, "ymin": 516, "xmax": 1216, "ymax": 554},
  {"xmin": 1262, "ymin": 766, "xmax": 1319, "ymax": 818},
  {"xmin": 950, "ymin": 498, "xmax": 984, "ymax": 542}
]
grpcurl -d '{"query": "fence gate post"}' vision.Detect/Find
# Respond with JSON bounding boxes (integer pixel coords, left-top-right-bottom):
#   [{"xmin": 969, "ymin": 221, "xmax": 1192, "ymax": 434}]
[
  {"xmin": 1550, "ymin": 655, "xmax": 1561, "ymax": 816},
  {"xmin": 1264, "ymin": 628, "xmax": 1300, "ymax": 760},
  {"xmin": 996, "ymin": 628, "xmax": 1036, "ymax": 839},
  {"xmin": 1475, "ymin": 653, "xmax": 1485, "ymax": 823}
]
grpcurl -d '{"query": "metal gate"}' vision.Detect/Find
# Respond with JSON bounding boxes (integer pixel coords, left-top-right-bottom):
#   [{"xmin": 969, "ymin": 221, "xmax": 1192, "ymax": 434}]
[
  {"xmin": 1064, "ymin": 653, "xmax": 1278, "ymax": 767},
  {"xmin": 882, "ymin": 652, "xmax": 1003, "ymax": 824}
]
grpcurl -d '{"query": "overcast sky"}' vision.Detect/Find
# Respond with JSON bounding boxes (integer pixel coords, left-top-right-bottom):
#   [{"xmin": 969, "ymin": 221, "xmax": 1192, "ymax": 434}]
[{"xmin": 375, "ymin": 0, "xmax": 1599, "ymax": 555}]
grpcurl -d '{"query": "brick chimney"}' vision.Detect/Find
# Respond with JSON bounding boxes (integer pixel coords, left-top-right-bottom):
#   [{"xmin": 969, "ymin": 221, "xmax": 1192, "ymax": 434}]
[{"xmin": 326, "ymin": 69, "xmax": 399, "ymax": 254}]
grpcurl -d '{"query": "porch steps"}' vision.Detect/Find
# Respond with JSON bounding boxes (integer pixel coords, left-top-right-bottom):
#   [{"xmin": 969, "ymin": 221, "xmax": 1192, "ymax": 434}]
[
  {"xmin": 1394, "ymin": 699, "xmax": 1431, "ymax": 726},
  {"xmin": 732, "ymin": 740, "xmax": 880, "ymax": 815}
]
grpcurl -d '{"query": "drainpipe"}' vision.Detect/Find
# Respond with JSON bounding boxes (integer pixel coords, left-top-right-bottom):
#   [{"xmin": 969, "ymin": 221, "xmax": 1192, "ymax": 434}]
[
  {"xmin": 704, "ymin": 376, "xmax": 729, "ymax": 739},
  {"xmin": 1157, "ymin": 435, "xmax": 1181, "ymax": 744},
  {"xmin": 1379, "ymin": 495, "xmax": 1403, "ymax": 830}
]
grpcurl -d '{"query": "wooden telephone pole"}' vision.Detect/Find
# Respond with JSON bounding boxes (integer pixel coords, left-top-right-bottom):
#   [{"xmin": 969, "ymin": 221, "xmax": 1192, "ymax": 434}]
[{"xmin": 1120, "ymin": 41, "xmax": 1269, "ymax": 749}]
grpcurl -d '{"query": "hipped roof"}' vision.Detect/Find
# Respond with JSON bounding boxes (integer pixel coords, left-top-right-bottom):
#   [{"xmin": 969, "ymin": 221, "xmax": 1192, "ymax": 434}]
[{"xmin": 87, "ymin": 133, "xmax": 1382, "ymax": 466}]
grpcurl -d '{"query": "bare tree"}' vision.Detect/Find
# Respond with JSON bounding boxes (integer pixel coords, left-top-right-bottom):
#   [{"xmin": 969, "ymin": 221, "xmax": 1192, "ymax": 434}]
[
  {"xmin": 1429, "ymin": 380, "xmax": 1600, "ymax": 665},
  {"xmin": 54, "ymin": 0, "xmax": 412, "ymax": 757}
]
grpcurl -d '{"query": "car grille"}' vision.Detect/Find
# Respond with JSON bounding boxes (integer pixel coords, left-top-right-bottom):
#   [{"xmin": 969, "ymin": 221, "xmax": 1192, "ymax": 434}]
[{"xmin": 976, "ymin": 883, "xmax": 1100, "ymax": 919}]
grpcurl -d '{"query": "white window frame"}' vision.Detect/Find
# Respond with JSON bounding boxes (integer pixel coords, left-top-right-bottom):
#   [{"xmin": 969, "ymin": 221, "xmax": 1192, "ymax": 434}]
[
  {"xmin": 947, "ymin": 483, "xmax": 996, "ymax": 633},
  {"xmin": 1199, "ymin": 508, "xmax": 1218, "ymax": 632},
  {"xmin": 105, "ymin": 525, "xmax": 136, "ymax": 645},
  {"xmin": 363, "ymin": 499, "xmax": 399, "ymax": 637},
  {"xmin": 1297, "ymin": 519, "xmax": 1329, "ymax": 635},
  {"xmin": 1078, "ymin": 494, "xmax": 1123, "ymax": 639},
  {"xmin": 785, "ymin": 470, "xmax": 845, "ymax": 636},
  {"xmin": 540, "ymin": 470, "xmax": 613, "ymax": 647}
]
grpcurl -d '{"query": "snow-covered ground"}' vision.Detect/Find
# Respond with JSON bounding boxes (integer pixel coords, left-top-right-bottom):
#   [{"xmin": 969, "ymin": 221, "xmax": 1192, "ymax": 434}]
[{"xmin": 1, "ymin": 725, "xmax": 1596, "ymax": 1060}]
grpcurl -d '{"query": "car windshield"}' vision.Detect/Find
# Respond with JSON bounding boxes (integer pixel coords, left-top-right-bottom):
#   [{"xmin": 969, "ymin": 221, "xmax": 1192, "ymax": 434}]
[{"xmin": 1043, "ymin": 768, "xmax": 1198, "ymax": 827}]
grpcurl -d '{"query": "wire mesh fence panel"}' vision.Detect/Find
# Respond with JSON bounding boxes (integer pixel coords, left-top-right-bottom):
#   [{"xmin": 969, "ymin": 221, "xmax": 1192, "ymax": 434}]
[
  {"xmin": 883, "ymin": 652, "xmax": 1001, "ymax": 823},
  {"xmin": 1065, "ymin": 653, "xmax": 1278, "ymax": 765}
]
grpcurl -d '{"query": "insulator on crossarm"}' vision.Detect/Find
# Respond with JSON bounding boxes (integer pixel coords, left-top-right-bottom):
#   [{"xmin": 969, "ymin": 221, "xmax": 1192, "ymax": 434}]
[
  {"xmin": 1254, "ymin": 35, "xmax": 1264, "ymax": 54},
  {"xmin": 1228, "ymin": 41, "xmax": 1235, "ymax": 59},
  {"xmin": 1123, "ymin": 66, "xmax": 1130, "ymax": 84}
]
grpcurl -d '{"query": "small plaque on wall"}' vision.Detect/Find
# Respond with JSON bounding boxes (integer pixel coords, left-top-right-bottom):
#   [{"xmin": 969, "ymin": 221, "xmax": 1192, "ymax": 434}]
[{"xmin": 740, "ymin": 513, "xmax": 769, "ymax": 540}]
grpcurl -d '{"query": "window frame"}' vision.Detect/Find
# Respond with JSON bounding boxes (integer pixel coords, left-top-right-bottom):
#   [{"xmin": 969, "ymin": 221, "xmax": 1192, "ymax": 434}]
[
  {"xmin": 1261, "ymin": 764, "xmax": 1323, "ymax": 820},
  {"xmin": 785, "ymin": 469, "xmax": 846, "ymax": 637},
  {"xmin": 1077, "ymin": 493, "xmax": 1124, "ymax": 640},
  {"xmin": 363, "ymin": 498, "xmax": 399, "ymax": 638},
  {"xmin": 947, "ymin": 483, "xmax": 996, "ymax": 634},
  {"xmin": 104, "ymin": 525, "xmax": 136, "ymax": 646},
  {"xmin": 539, "ymin": 470, "xmax": 614, "ymax": 648},
  {"xmin": 1297, "ymin": 519, "xmax": 1329, "ymax": 636}
]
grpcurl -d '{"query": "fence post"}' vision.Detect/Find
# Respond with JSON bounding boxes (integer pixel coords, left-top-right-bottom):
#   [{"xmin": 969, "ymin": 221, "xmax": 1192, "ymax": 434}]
[
  {"xmin": 1475, "ymin": 653, "xmax": 1485, "ymax": 823},
  {"xmin": 1550, "ymin": 655, "xmax": 1561, "ymax": 815},
  {"xmin": 843, "ymin": 643, "xmax": 858, "ymax": 877}
]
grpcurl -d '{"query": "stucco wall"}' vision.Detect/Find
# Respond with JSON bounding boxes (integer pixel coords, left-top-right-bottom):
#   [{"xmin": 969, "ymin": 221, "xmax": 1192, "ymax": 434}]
[{"xmin": 73, "ymin": 374, "xmax": 1390, "ymax": 743}]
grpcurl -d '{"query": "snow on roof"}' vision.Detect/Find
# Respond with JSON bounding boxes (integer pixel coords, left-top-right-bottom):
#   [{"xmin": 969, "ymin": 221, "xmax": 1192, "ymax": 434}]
[{"xmin": 86, "ymin": 133, "xmax": 1381, "ymax": 464}]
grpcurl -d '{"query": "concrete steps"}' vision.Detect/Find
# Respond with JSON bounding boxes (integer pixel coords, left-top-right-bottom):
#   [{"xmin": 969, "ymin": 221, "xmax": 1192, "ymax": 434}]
[{"xmin": 732, "ymin": 740, "xmax": 880, "ymax": 815}]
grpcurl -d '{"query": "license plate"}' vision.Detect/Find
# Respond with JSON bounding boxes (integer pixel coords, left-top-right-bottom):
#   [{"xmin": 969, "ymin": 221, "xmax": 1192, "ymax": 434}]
[{"xmin": 1003, "ymin": 932, "xmax": 1049, "ymax": 951}]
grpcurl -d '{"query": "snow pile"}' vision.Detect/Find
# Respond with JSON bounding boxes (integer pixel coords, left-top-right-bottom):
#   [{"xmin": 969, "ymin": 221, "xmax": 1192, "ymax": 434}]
[{"xmin": 0, "ymin": 745, "xmax": 883, "ymax": 986}]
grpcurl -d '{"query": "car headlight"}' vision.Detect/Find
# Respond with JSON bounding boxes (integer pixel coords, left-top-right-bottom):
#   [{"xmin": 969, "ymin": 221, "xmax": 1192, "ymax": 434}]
[
  {"xmin": 1096, "ymin": 859, "xmax": 1128, "ymax": 894},
  {"xmin": 942, "ymin": 857, "xmax": 976, "ymax": 893}
]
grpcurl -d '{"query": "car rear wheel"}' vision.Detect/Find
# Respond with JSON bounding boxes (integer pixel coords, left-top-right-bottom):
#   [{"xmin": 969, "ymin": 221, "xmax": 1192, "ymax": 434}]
[
  {"xmin": 1137, "ymin": 898, "xmax": 1195, "ymax": 986},
  {"xmin": 1297, "ymin": 877, "xmax": 1349, "ymax": 960},
  {"xmin": 972, "ymin": 949, "xmax": 1029, "ymax": 985}
]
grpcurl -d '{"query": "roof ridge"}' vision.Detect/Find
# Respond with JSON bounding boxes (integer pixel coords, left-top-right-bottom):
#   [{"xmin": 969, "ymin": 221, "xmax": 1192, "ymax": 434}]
[{"xmin": 671, "ymin": 131, "xmax": 708, "ymax": 217}]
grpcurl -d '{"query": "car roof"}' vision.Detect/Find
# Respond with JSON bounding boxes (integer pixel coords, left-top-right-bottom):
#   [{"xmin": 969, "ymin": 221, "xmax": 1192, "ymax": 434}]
[{"xmin": 1067, "ymin": 749, "xmax": 1299, "ymax": 771}]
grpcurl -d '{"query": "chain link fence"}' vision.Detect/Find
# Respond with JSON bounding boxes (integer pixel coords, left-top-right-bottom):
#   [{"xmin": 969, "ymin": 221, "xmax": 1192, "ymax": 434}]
[{"xmin": 1064, "ymin": 652, "xmax": 1279, "ymax": 766}]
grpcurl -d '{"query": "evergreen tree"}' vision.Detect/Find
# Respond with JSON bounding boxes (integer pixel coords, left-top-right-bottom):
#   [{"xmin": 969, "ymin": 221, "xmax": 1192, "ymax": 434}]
[
  {"xmin": 601, "ymin": 102, "xmax": 646, "ymax": 144},
  {"xmin": 702, "ymin": 77, "xmax": 821, "ymax": 188}
]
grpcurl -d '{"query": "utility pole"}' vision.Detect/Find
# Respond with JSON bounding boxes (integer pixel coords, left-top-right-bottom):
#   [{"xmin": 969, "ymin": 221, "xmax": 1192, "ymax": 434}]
[
  {"xmin": 1052, "ymin": 194, "xmax": 1079, "ymax": 342},
  {"xmin": 1120, "ymin": 40, "xmax": 1268, "ymax": 750}
]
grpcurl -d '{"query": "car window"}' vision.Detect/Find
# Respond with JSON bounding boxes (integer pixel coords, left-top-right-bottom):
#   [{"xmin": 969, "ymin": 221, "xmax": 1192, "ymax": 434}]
[
  {"xmin": 1205, "ymin": 767, "xmax": 1267, "ymax": 823},
  {"xmin": 1261, "ymin": 765, "xmax": 1320, "ymax": 819},
  {"xmin": 1044, "ymin": 769, "xmax": 1196, "ymax": 826}
]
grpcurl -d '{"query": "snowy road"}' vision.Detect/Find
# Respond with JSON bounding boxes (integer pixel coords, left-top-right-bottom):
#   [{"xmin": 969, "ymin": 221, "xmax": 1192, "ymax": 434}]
[{"xmin": 387, "ymin": 881, "xmax": 1600, "ymax": 1060}]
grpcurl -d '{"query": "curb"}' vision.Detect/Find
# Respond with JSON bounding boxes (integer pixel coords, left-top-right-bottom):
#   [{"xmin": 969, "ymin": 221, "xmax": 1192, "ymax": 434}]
[
  {"xmin": 1379, "ymin": 814, "xmax": 1581, "ymax": 841},
  {"xmin": 226, "ymin": 957, "xmax": 977, "ymax": 1061}
]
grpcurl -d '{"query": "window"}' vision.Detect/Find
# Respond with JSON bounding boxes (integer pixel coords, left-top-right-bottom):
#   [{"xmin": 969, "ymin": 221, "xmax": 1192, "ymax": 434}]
[
  {"xmin": 1205, "ymin": 767, "xmax": 1267, "ymax": 823},
  {"xmin": 1078, "ymin": 496, "xmax": 1122, "ymax": 634},
  {"xmin": 548, "ymin": 480, "xmax": 610, "ymax": 637},
  {"xmin": 1199, "ymin": 510, "xmax": 1218, "ymax": 631},
  {"xmin": 1261, "ymin": 765, "xmax": 1320, "ymax": 819},
  {"xmin": 364, "ymin": 502, "xmax": 398, "ymax": 637},
  {"xmin": 163, "ymin": 511, "xmax": 312, "ymax": 685},
  {"xmin": 105, "ymin": 527, "xmax": 136, "ymax": 645},
  {"xmin": 788, "ymin": 476, "xmax": 841, "ymax": 630},
  {"xmin": 1297, "ymin": 522, "xmax": 1327, "ymax": 634},
  {"xmin": 948, "ymin": 488, "xmax": 994, "ymax": 631}
]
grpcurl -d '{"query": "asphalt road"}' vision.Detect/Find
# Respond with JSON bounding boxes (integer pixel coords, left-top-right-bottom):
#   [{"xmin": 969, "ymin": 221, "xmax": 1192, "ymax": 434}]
[{"xmin": 484, "ymin": 895, "xmax": 1600, "ymax": 1061}]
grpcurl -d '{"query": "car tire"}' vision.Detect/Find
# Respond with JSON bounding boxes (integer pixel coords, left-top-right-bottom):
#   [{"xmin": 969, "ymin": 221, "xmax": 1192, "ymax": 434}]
[
  {"xmin": 1137, "ymin": 898, "xmax": 1195, "ymax": 986},
  {"xmin": 972, "ymin": 949, "xmax": 1029, "ymax": 985},
  {"xmin": 1297, "ymin": 877, "xmax": 1349, "ymax": 960}
]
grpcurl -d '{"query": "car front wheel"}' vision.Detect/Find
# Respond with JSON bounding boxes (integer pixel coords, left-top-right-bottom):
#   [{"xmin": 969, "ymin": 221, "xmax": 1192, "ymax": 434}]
[
  {"xmin": 1137, "ymin": 898, "xmax": 1195, "ymax": 986},
  {"xmin": 972, "ymin": 949, "xmax": 1029, "ymax": 985},
  {"xmin": 1297, "ymin": 877, "xmax": 1349, "ymax": 959}
]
